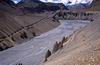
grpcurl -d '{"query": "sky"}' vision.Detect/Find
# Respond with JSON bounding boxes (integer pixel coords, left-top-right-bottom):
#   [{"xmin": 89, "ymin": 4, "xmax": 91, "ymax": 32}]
[{"xmin": 11, "ymin": 0, "xmax": 93, "ymax": 5}]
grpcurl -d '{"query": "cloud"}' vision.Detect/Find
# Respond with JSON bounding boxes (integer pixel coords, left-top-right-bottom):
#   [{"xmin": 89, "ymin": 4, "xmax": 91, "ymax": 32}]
[
  {"xmin": 11, "ymin": 0, "xmax": 22, "ymax": 4},
  {"xmin": 11, "ymin": 0, "xmax": 93, "ymax": 5},
  {"xmin": 39, "ymin": 0, "xmax": 93, "ymax": 5}
]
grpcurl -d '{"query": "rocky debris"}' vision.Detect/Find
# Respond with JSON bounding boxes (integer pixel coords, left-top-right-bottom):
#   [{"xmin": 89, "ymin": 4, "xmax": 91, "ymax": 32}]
[
  {"xmin": 54, "ymin": 10, "xmax": 94, "ymax": 20},
  {"xmin": 16, "ymin": 63, "xmax": 23, "ymax": 65},
  {"xmin": 0, "ymin": 37, "xmax": 14, "ymax": 51},
  {"xmin": 52, "ymin": 42, "xmax": 59, "ymax": 53},
  {"xmin": 20, "ymin": 31, "xmax": 28, "ymax": 39},
  {"xmin": 52, "ymin": 36, "xmax": 69, "ymax": 53},
  {"xmin": 44, "ymin": 50, "xmax": 51, "ymax": 62}
]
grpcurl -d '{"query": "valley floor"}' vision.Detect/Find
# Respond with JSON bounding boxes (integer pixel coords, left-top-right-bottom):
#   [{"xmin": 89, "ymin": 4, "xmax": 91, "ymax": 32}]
[
  {"xmin": 42, "ymin": 13, "xmax": 100, "ymax": 65},
  {"xmin": 0, "ymin": 20, "xmax": 90, "ymax": 65}
]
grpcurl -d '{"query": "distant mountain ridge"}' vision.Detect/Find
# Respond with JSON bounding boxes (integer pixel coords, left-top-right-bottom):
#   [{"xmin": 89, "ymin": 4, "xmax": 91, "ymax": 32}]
[{"xmin": 0, "ymin": 0, "xmax": 99, "ymax": 12}]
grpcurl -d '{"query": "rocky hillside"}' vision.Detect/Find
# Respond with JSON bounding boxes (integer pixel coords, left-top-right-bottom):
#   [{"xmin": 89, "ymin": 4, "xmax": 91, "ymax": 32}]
[
  {"xmin": 88, "ymin": 0, "xmax": 100, "ymax": 11},
  {"xmin": 0, "ymin": 3, "xmax": 60, "ymax": 51},
  {"xmin": 42, "ymin": 13, "xmax": 100, "ymax": 65}
]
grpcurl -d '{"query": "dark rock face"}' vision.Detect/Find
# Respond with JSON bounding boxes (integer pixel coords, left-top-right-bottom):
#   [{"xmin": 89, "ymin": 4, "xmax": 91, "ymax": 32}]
[
  {"xmin": 44, "ymin": 50, "xmax": 51, "ymax": 62},
  {"xmin": 52, "ymin": 42, "xmax": 59, "ymax": 53}
]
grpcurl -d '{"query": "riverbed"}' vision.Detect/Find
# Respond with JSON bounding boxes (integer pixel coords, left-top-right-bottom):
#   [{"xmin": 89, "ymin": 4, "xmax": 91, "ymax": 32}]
[{"xmin": 0, "ymin": 20, "xmax": 90, "ymax": 65}]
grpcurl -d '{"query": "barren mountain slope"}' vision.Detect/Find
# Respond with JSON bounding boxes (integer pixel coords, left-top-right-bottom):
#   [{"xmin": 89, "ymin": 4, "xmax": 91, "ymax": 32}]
[
  {"xmin": 42, "ymin": 13, "xmax": 100, "ymax": 65},
  {"xmin": 0, "ymin": 4, "xmax": 60, "ymax": 50},
  {"xmin": 88, "ymin": 0, "xmax": 100, "ymax": 11}
]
